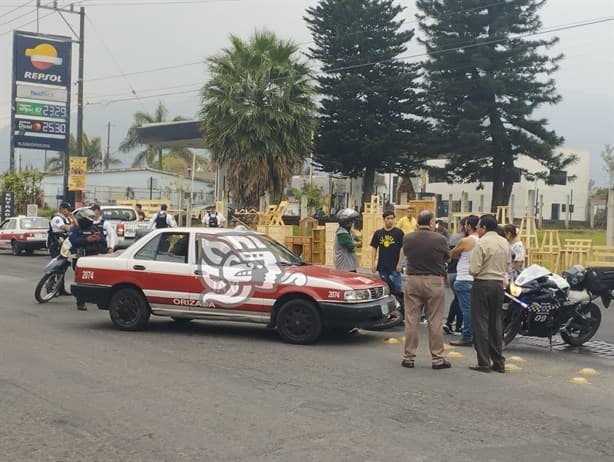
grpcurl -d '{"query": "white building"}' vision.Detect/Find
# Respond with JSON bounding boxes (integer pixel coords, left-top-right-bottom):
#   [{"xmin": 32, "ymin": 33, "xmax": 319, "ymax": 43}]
[
  {"xmin": 41, "ymin": 167, "xmax": 215, "ymax": 209},
  {"xmin": 424, "ymin": 148, "xmax": 590, "ymax": 222}
]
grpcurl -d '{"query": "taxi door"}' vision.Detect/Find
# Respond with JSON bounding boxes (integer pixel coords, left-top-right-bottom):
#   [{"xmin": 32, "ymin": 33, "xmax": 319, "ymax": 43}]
[{"xmin": 126, "ymin": 231, "xmax": 204, "ymax": 313}]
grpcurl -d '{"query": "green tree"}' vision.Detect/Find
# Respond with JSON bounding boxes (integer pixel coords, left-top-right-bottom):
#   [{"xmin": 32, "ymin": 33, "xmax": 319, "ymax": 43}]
[
  {"xmin": 1, "ymin": 170, "xmax": 44, "ymax": 213},
  {"xmin": 200, "ymin": 30, "xmax": 316, "ymax": 207},
  {"xmin": 305, "ymin": 0, "xmax": 427, "ymax": 204},
  {"xmin": 119, "ymin": 101, "xmax": 193, "ymax": 170},
  {"xmin": 417, "ymin": 0, "xmax": 575, "ymax": 211},
  {"xmin": 45, "ymin": 133, "xmax": 122, "ymax": 173}
]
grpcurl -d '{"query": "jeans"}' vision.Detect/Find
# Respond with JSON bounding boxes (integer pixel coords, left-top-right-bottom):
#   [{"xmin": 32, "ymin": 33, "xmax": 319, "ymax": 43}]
[
  {"xmin": 454, "ymin": 279, "xmax": 473, "ymax": 342},
  {"xmin": 378, "ymin": 270, "xmax": 402, "ymax": 295}
]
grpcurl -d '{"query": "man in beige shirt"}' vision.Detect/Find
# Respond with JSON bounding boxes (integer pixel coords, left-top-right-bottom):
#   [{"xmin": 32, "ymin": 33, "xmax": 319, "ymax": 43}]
[{"xmin": 469, "ymin": 214, "xmax": 511, "ymax": 373}]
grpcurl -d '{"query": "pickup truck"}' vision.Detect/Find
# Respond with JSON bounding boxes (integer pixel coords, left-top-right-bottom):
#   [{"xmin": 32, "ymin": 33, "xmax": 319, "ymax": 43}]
[{"xmin": 75, "ymin": 205, "xmax": 148, "ymax": 249}]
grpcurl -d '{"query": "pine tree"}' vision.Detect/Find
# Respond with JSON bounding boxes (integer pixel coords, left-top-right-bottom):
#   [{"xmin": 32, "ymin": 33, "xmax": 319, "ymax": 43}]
[
  {"xmin": 417, "ymin": 0, "xmax": 575, "ymax": 211},
  {"xmin": 305, "ymin": 0, "xmax": 426, "ymax": 204}
]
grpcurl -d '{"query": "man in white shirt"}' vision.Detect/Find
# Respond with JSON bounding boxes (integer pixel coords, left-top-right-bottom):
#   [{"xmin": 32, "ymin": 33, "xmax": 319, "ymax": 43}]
[
  {"xmin": 150, "ymin": 203, "xmax": 177, "ymax": 229},
  {"xmin": 48, "ymin": 202, "xmax": 76, "ymax": 258},
  {"xmin": 202, "ymin": 206, "xmax": 226, "ymax": 228},
  {"xmin": 90, "ymin": 204, "xmax": 117, "ymax": 253}
]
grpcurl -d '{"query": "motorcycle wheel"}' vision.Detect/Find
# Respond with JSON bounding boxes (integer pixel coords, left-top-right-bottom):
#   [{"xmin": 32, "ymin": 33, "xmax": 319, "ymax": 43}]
[
  {"xmin": 503, "ymin": 302, "xmax": 522, "ymax": 346},
  {"xmin": 35, "ymin": 272, "xmax": 64, "ymax": 304},
  {"xmin": 560, "ymin": 302, "xmax": 601, "ymax": 346}
]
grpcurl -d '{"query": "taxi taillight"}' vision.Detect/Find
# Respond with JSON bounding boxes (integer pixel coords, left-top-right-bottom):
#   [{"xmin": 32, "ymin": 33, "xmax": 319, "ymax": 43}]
[{"xmin": 116, "ymin": 223, "xmax": 125, "ymax": 237}]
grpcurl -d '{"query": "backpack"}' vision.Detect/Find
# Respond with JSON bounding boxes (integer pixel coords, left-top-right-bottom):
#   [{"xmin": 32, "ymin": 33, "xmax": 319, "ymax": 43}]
[
  {"xmin": 207, "ymin": 212, "xmax": 219, "ymax": 228},
  {"xmin": 155, "ymin": 212, "xmax": 169, "ymax": 229}
]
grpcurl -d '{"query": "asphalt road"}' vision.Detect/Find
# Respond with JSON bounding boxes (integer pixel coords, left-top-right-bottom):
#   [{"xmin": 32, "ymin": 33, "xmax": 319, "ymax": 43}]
[{"xmin": 1, "ymin": 251, "xmax": 614, "ymax": 462}]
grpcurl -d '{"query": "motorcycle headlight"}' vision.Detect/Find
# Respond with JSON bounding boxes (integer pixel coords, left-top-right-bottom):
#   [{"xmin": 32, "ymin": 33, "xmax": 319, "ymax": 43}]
[
  {"xmin": 509, "ymin": 281, "xmax": 523, "ymax": 298},
  {"xmin": 344, "ymin": 289, "xmax": 370, "ymax": 302}
]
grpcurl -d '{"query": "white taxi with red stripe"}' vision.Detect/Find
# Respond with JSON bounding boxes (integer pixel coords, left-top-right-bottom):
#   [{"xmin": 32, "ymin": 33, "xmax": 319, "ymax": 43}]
[
  {"xmin": 0, "ymin": 216, "xmax": 49, "ymax": 255},
  {"xmin": 71, "ymin": 227, "xmax": 396, "ymax": 344}
]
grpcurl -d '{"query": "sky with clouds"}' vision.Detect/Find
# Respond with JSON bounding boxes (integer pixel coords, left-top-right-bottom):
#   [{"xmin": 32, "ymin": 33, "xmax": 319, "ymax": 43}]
[{"xmin": 0, "ymin": 0, "xmax": 612, "ymax": 185}]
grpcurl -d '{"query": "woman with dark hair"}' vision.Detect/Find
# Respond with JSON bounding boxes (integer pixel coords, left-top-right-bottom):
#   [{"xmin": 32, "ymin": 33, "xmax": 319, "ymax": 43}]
[{"xmin": 503, "ymin": 224, "xmax": 525, "ymax": 277}]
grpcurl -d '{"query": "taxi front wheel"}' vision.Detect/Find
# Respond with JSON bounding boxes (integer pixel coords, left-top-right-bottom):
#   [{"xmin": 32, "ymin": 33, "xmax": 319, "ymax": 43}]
[
  {"xmin": 109, "ymin": 288, "xmax": 151, "ymax": 331},
  {"xmin": 276, "ymin": 299, "xmax": 322, "ymax": 345}
]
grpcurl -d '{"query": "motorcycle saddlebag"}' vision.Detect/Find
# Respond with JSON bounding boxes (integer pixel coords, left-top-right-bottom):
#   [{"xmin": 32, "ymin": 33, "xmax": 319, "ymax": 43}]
[{"xmin": 584, "ymin": 267, "xmax": 614, "ymax": 294}]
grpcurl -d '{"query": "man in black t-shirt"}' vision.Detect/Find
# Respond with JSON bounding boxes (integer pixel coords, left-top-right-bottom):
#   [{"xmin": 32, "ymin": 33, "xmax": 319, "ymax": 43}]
[{"xmin": 370, "ymin": 211, "xmax": 404, "ymax": 295}]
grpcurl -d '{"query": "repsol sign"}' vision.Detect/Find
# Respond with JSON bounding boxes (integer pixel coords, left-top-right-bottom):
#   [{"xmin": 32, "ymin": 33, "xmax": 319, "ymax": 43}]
[{"xmin": 22, "ymin": 71, "xmax": 63, "ymax": 83}]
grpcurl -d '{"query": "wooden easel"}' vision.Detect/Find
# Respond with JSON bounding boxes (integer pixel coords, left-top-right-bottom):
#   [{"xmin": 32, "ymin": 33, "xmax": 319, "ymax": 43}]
[
  {"xmin": 519, "ymin": 216, "xmax": 539, "ymax": 251},
  {"xmin": 496, "ymin": 206, "xmax": 513, "ymax": 225}
]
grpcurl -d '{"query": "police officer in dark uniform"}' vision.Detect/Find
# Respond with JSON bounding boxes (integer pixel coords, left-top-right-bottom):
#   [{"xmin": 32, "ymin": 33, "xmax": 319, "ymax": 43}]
[{"xmin": 67, "ymin": 208, "xmax": 108, "ymax": 311}]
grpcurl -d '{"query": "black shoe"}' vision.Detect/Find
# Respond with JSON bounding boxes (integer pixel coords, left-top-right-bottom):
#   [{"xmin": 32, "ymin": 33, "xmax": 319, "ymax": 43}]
[
  {"xmin": 77, "ymin": 303, "xmax": 87, "ymax": 311},
  {"xmin": 491, "ymin": 364, "xmax": 506, "ymax": 373},
  {"xmin": 450, "ymin": 339, "xmax": 473, "ymax": 347},
  {"xmin": 432, "ymin": 360, "xmax": 451, "ymax": 370},
  {"xmin": 469, "ymin": 365, "xmax": 491, "ymax": 373},
  {"xmin": 401, "ymin": 360, "xmax": 415, "ymax": 369},
  {"xmin": 443, "ymin": 324, "xmax": 452, "ymax": 334}
]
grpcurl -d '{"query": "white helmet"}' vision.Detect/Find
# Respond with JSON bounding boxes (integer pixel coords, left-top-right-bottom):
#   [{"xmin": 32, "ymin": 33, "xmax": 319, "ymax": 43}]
[{"xmin": 74, "ymin": 207, "xmax": 95, "ymax": 230}]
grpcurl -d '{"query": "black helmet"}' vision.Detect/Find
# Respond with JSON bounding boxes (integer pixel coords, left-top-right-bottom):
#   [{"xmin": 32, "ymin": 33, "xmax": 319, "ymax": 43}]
[
  {"xmin": 74, "ymin": 208, "xmax": 95, "ymax": 230},
  {"xmin": 336, "ymin": 208, "xmax": 359, "ymax": 223}
]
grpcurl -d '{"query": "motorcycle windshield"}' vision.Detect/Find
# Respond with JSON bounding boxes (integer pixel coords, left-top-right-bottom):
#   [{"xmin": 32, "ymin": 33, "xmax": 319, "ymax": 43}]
[{"xmin": 515, "ymin": 264, "xmax": 552, "ymax": 287}]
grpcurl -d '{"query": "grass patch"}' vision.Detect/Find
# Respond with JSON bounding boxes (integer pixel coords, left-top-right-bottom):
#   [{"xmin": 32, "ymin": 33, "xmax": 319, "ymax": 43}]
[{"xmin": 536, "ymin": 228, "xmax": 606, "ymax": 246}]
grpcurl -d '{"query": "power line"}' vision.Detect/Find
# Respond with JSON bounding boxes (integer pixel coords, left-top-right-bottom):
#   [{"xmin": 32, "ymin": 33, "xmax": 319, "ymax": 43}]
[
  {"xmin": 0, "ymin": 1, "xmax": 34, "ymax": 21},
  {"xmin": 0, "ymin": 9, "xmax": 54, "ymax": 37},
  {"xmin": 85, "ymin": 13, "xmax": 145, "ymax": 108},
  {"xmin": 82, "ymin": 14, "xmax": 614, "ymax": 106}
]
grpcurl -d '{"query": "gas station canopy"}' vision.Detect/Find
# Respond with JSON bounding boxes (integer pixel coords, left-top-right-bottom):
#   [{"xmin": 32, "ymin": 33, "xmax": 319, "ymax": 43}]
[{"xmin": 136, "ymin": 120, "xmax": 206, "ymax": 149}]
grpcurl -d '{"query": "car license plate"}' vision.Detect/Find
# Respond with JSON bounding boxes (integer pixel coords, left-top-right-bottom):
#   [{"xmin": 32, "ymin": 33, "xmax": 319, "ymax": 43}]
[{"xmin": 125, "ymin": 230, "xmax": 136, "ymax": 237}]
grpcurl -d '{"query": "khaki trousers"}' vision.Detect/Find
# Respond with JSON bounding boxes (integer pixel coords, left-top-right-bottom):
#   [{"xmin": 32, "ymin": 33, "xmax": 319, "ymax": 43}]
[{"xmin": 403, "ymin": 275, "xmax": 445, "ymax": 365}]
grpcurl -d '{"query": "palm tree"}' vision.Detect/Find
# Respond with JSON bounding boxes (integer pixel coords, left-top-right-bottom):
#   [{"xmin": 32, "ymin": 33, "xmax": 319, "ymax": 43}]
[
  {"xmin": 119, "ymin": 101, "xmax": 191, "ymax": 170},
  {"xmin": 200, "ymin": 30, "xmax": 316, "ymax": 207},
  {"xmin": 45, "ymin": 133, "xmax": 120, "ymax": 173}
]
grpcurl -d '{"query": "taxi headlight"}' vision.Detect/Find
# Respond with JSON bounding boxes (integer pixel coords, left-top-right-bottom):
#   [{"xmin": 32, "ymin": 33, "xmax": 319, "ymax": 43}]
[
  {"xmin": 344, "ymin": 289, "xmax": 370, "ymax": 302},
  {"xmin": 509, "ymin": 282, "xmax": 523, "ymax": 298}
]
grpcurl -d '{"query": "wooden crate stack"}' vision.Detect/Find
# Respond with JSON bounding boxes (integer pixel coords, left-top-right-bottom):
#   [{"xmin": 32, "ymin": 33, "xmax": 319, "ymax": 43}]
[
  {"xmin": 325, "ymin": 222, "xmax": 337, "ymax": 266},
  {"xmin": 256, "ymin": 224, "xmax": 293, "ymax": 244},
  {"xmin": 359, "ymin": 196, "xmax": 383, "ymax": 269}
]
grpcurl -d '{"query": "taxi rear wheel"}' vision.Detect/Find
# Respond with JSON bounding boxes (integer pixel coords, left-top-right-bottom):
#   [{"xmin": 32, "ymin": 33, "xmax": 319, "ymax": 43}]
[
  {"xmin": 109, "ymin": 288, "xmax": 150, "ymax": 331},
  {"xmin": 276, "ymin": 299, "xmax": 322, "ymax": 345}
]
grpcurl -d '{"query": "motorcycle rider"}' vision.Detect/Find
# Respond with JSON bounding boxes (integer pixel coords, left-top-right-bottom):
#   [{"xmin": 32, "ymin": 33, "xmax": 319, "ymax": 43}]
[
  {"xmin": 90, "ymin": 203, "xmax": 117, "ymax": 253},
  {"xmin": 68, "ymin": 208, "xmax": 108, "ymax": 311},
  {"xmin": 334, "ymin": 208, "xmax": 362, "ymax": 272},
  {"xmin": 48, "ymin": 202, "xmax": 76, "ymax": 258}
]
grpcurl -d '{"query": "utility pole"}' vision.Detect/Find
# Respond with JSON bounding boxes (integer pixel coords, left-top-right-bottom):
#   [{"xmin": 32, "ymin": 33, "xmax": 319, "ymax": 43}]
[
  {"xmin": 37, "ymin": 2, "xmax": 85, "ymax": 205},
  {"xmin": 104, "ymin": 122, "xmax": 111, "ymax": 172}
]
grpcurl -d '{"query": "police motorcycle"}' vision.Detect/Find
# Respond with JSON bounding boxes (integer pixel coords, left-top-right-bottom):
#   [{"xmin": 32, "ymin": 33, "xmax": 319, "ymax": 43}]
[
  {"xmin": 34, "ymin": 208, "xmax": 102, "ymax": 304},
  {"xmin": 503, "ymin": 264, "xmax": 613, "ymax": 347}
]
